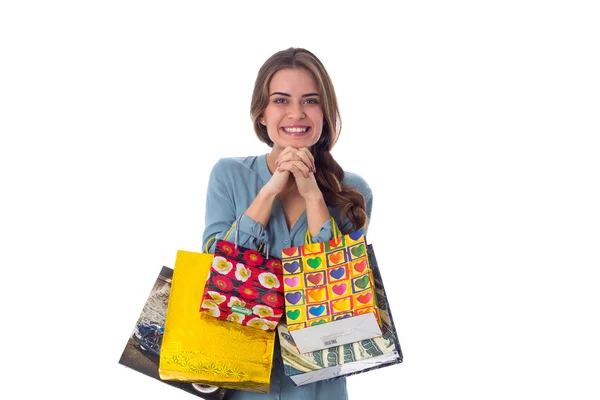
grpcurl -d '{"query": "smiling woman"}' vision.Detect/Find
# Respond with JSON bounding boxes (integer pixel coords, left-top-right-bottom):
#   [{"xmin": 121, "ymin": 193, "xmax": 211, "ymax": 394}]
[
  {"xmin": 202, "ymin": 47, "xmax": 373, "ymax": 400},
  {"xmin": 260, "ymin": 68, "xmax": 324, "ymax": 147}
]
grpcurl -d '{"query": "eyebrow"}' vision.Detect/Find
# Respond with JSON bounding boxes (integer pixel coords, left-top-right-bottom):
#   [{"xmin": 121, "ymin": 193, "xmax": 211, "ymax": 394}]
[{"xmin": 269, "ymin": 92, "xmax": 320, "ymax": 98}]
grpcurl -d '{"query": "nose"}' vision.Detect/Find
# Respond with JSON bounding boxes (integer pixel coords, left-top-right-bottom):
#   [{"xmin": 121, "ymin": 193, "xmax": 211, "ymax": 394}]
[{"xmin": 288, "ymin": 102, "xmax": 306, "ymax": 120}]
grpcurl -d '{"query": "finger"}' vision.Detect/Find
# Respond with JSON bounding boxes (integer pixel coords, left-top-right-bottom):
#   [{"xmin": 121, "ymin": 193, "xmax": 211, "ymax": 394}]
[
  {"xmin": 278, "ymin": 160, "xmax": 311, "ymax": 179},
  {"xmin": 276, "ymin": 150, "xmax": 303, "ymax": 166},
  {"xmin": 274, "ymin": 166, "xmax": 290, "ymax": 176},
  {"xmin": 300, "ymin": 147, "xmax": 316, "ymax": 170},
  {"xmin": 277, "ymin": 149, "xmax": 313, "ymax": 172},
  {"xmin": 275, "ymin": 147, "xmax": 295, "ymax": 166},
  {"xmin": 295, "ymin": 149, "xmax": 315, "ymax": 172}
]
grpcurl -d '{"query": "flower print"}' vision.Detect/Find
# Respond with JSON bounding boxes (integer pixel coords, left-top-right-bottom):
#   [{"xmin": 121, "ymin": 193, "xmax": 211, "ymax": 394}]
[
  {"xmin": 262, "ymin": 292, "xmax": 284, "ymax": 308},
  {"xmin": 201, "ymin": 299, "xmax": 217, "ymax": 309},
  {"xmin": 207, "ymin": 291, "xmax": 226, "ymax": 304},
  {"xmin": 246, "ymin": 317, "xmax": 270, "ymax": 331},
  {"xmin": 238, "ymin": 284, "xmax": 259, "ymax": 300},
  {"xmin": 263, "ymin": 319, "xmax": 278, "ymax": 330},
  {"xmin": 211, "ymin": 275, "xmax": 233, "ymax": 292},
  {"xmin": 227, "ymin": 296, "xmax": 246, "ymax": 308},
  {"xmin": 235, "ymin": 263, "xmax": 251, "ymax": 282},
  {"xmin": 252, "ymin": 304, "xmax": 274, "ymax": 318},
  {"xmin": 212, "ymin": 256, "xmax": 233, "ymax": 275},
  {"xmin": 258, "ymin": 272, "xmax": 280, "ymax": 289},
  {"xmin": 243, "ymin": 250, "xmax": 264, "ymax": 266},
  {"xmin": 266, "ymin": 259, "xmax": 282, "ymax": 273},
  {"xmin": 227, "ymin": 312, "xmax": 245, "ymax": 324},
  {"xmin": 217, "ymin": 241, "xmax": 239, "ymax": 258},
  {"xmin": 213, "ymin": 363, "xmax": 230, "ymax": 377},
  {"xmin": 202, "ymin": 307, "xmax": 220, "ymax": 318}
]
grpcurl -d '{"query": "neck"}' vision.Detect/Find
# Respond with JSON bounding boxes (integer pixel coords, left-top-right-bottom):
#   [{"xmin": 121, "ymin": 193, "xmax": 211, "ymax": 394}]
[{"xmin": 266, "ymin": 151, "xmax": 280, "ymax": 175}]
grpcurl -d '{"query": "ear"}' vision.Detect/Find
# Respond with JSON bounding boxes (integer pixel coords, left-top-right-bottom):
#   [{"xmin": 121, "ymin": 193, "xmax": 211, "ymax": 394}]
[{"xmin": 259, "ymin": 117, "xmax": 266, "ymax": 126}]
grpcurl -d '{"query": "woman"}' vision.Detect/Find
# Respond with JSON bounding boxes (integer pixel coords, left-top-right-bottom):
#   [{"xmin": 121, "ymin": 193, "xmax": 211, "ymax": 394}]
[{"xmin": 202, "ymin": 47, "xmax": 372, "ymax": 400}]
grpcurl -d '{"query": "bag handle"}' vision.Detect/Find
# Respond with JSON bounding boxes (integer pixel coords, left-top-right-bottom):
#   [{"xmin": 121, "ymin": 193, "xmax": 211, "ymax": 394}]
[
  {"xmin": 234, "ymin": 214, "xmax": 270, "ymax": 258},
  {"xmin": 304, "ymin": 217, "xmax": 341, "ymax": 245},
  {"xmin": 204, "ymin": 224, "xmax": 235, "ymax": 253},
  {"xmin": 205, "ymin": 214, "xmax": 267, "ymax": 255}
]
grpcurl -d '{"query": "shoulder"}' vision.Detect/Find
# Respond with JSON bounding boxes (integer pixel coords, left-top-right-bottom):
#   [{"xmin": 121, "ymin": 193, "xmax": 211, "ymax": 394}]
[
  {"xmin": 210, "ymin": 155, "xmax": 259, "ymax": 173},
  {"xmin": 341, "ymin": 171, "xmax": 372, "ymax": 199},
  {"xmin": 209, "ymin": 155, "xmax": 263, "ymax": 181}
]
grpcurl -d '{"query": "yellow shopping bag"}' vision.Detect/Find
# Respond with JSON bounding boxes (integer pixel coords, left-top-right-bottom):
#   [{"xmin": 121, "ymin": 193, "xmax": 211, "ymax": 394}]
[{"xmin": 159, "ymin": 250, "xmax": 276, "ymax": 393}]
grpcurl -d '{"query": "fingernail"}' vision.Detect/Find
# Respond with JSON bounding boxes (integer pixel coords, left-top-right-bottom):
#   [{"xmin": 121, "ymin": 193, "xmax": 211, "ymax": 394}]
[
  {"xmin": 313, "ymin": 167, "xmax": 316, "ymax": 173},
  {"xmin": 275, "ymin": 159, "xmax": 279, "ymax": 166}
]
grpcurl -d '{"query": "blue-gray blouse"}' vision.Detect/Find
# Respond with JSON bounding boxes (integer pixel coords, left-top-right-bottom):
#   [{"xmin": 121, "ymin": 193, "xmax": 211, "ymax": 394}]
[{"xmin": 202, "ymin": 154, "xmax": 373, "ymax": 400}]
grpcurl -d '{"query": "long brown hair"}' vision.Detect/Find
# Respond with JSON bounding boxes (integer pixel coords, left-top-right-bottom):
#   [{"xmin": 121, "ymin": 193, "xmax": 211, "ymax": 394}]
[{"xmin": 250, "ymin": 48, "xmax": 368, "ymax": 232}]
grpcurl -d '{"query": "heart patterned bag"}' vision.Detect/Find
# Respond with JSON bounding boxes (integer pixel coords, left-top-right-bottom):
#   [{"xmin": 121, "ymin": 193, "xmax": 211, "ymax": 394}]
[
  {"xmin": 280, "ymin": 219, "xmax": 382, "ymax": 353},
  {"xmin": 278, "ymin": 244, "xmax": 403, "ymax": 385}
]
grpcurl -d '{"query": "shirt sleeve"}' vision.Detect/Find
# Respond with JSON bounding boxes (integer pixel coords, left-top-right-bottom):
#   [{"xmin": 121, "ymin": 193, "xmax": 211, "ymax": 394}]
[
  {"xmin": 202, "ymin": 159, "xmax": 268, "ymax": 253},
  {"xmin": 307, "ymin": 217, "xmax": 337, "ymax": 243}
]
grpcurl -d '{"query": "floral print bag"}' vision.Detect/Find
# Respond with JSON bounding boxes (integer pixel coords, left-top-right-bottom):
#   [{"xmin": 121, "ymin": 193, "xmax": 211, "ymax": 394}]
[{"xmin": 200, "ymin": 216, "xmax": 284, "ymax": 331}]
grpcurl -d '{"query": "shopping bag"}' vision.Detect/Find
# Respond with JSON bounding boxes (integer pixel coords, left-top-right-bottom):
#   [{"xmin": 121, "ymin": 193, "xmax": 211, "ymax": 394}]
[
  {"xmin": 159, "ymin": 250, "xmax": 276, "ymax": 393},
  {"xmin": 118, "ymin": 265, "xmax": 229, "ymax": 399},
  {"xmin": 281, "ymin": 220, "xmax": 382, "ymax": 353},
  {"xmin": 278, "ymin": 244, "xmax": 403, "ymax": 385},
  {"xmin": 200, "ymin": 218, "xmax": 284, "ymax": 331}
]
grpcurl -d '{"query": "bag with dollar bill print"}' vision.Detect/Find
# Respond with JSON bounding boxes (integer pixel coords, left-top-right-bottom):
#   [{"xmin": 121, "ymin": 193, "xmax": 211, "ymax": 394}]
[{"xmin": 277, "ymin": 244, "xmax": 402, "ymax": 385}]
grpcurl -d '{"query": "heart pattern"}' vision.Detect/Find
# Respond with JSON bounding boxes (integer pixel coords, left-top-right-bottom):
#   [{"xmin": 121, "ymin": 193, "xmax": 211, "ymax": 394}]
[
  {"xmin": 332, "ymin": 298, "xmax": 351, "ymax": 311},
  {"xmin": 357, "ymin": 292, "xmax": 372, "ymax": 304},
  {"xmin": 281, "ymin": 228, "xmax": 378, "ymax": 329},
  {"xmin": 309, "ymin": 305, "xmax": 325, "ymax": 316},
  {"xmin": 283, "ymin": 261, "xmax": 300, "ymax": 274},
  {"xmin": 353, "ymin": 259, "xmax": 367, "ymax": 273},
  {"xmin": 355, "ymin": 275, "xmax": 370, "ymax": 290},
  {"xmin": 308, "ymin": 288, "xmax": 326, "ymax": 302},
  {"xmin": 349, "ymin": 230, "xmax": 363, "ymax": 241},
  {"xmin": 284, "ymin": 277, "xmax": 299, "ymax": 287},
  {"xmin": 334, "ymin": 314, "xmax": 352, "ymax": 321},
  {"xmin": 330, "ymin": 267, "xmax": 345, "ymax": 280},
  {"xmin": 304, "ymin": 243, "xmax": 323, "ymax": 255},
  {"xmin": 283, "ymin": 247, "xmax": 298, "ymax": 257},
  {"xmin": 332, "ymin": 283, "xmax": 347, "ymax": 296},
  {"xmin": 329, "ymin": 252, "xmax": 343, "ymax": 265},
  {"xmin": 328, "ymin": 237, "xmax": 342, "ymax": 248},
  {"xmin": 287, "ymin": 309, "xmax": 300, "ymax": 320},
  {"xmin": 306, "ymin": 257, "xmax": 322, "ymax": 269},
  {"xmin": 285, "ymin": 292, "xmax": 302, "ymax": 305},
  {"xmin": 307, "ymin": 273, "xmax": 323, "ymax": 285},
  {"xmin": 351, "ymin": 244, "xmax": 365, "ymax": 258}
]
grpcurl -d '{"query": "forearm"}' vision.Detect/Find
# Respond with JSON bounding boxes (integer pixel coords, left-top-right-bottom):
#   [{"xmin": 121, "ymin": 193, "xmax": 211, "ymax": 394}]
[
  {"xmin": 304, "ymin": 192, "xmax": 330, "ymax": 237},
  {"xmin": 244, "ymin": 187, "xmax": 278, "ymax": 227}
]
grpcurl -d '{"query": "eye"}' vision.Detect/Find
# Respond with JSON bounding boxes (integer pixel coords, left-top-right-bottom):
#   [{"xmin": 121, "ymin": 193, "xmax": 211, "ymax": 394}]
[
  {"xmin": 274, "ymin": 98, "xmax": 287, "ymax": 104},
  {"xmin": 304, "ymin": 98, "xmax": 319, "ymax": 105}
]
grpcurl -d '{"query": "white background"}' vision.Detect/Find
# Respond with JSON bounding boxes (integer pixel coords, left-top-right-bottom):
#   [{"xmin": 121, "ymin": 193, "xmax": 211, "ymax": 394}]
[{"xmin": 1, "ymin": 1, "xmax": 599, "ymax": 399}]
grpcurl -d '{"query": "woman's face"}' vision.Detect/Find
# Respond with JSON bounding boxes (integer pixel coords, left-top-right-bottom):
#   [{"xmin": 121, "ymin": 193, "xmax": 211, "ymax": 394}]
[{"xmin": 261, "ymin": 68, "xmax": 324, "ymax": 150}]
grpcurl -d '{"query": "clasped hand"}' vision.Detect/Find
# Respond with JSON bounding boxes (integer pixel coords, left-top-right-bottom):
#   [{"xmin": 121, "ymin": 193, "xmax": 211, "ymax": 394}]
[{"xmin": 265, "ymin": 146, "xmax": 321, "ymax": 199}]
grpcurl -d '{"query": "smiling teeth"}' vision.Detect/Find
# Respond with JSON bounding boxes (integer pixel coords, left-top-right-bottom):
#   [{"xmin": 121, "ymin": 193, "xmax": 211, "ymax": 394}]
[{"xmin": 283, "ymin": 127, "xmax": 307, "ymax": 133}]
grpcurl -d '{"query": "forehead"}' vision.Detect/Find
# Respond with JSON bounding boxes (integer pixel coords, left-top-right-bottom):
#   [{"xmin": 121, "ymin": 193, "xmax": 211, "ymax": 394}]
[{"xmin": 269, "ymin": 68, "xmax": 319, "ymax": 94}]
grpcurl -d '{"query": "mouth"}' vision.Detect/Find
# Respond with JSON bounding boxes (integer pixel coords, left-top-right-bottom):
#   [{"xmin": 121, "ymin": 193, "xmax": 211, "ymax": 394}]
[{"xmin": 281, "ymin": 126, "xmax": 310, "ymax": 137}]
